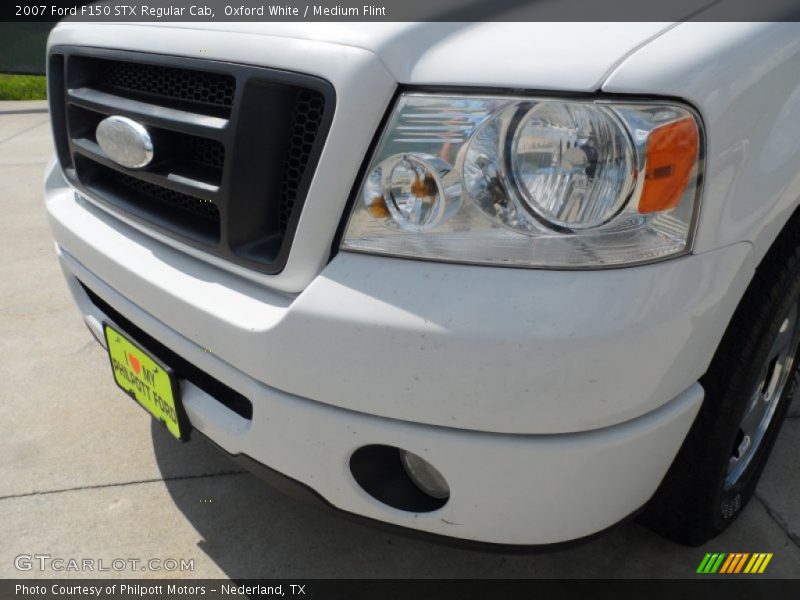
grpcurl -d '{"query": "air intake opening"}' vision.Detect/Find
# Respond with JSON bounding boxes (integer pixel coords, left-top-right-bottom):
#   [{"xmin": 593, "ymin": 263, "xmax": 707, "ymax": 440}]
[{"xmin": 80, "ymin": 282, "xmax": 253, "ymax": 421}]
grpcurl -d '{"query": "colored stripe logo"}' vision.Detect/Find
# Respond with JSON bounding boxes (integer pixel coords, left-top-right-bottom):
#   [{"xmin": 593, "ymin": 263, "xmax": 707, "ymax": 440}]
[{"xmin": 697, "ymin": 553, "xmax": 773, "ymax": 574}]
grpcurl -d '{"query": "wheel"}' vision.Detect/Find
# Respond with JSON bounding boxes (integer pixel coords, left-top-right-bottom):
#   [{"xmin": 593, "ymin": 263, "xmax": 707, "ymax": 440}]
[{"xmin": 641, "ymin": 220, "xmax": 800, "ymax": 546}]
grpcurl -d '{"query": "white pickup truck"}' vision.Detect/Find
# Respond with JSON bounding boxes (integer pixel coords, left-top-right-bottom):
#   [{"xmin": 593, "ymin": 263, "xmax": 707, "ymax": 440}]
[{"xmin": 44, "ymin": 21, "xmax": 800, "ymax": 547}]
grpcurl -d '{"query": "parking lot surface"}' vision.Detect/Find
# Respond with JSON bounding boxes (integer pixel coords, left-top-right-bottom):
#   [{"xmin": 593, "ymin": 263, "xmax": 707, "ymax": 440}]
[{"xmin": 1, "ymin": 103, "xmax": 798, "ymax": 578}]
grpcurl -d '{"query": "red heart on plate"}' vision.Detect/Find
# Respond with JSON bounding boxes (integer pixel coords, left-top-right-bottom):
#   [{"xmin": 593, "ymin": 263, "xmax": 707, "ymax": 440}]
[{"xmin": 128, "ymin": 353, "xmax": 142, "ymax": 375}]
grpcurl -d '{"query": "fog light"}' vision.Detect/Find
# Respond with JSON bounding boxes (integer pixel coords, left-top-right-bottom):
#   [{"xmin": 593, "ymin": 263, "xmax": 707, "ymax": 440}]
[{"xmin": 399, "ymin": 450, "xmax": 450, "ymax": 499}]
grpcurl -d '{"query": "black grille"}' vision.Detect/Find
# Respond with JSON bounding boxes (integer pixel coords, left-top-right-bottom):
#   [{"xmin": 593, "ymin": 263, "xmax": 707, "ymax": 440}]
[
  {"xmin": 184, "ymin": 136, "xmax": 225, "ymax": 171},
  {"xmin": 115, "ymin": 172, "xmax": 221, "ymax": 221},
  {"xmin": 280, "ymin": 89, "xmax": 326, "ymax": 232},
  {"xmin": 49, "ymin": 47, "xmax": 335, "ymax": 274},
  {"xmin": 95, "ymin": 59, "xmax": 236, "ymax": 110}
]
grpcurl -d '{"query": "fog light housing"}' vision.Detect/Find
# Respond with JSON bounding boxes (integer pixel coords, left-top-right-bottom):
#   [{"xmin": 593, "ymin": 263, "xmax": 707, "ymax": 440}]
[
  {"xmin": 349, "ymin": 445, "xmax": 449, "ymax": 511},
  {"xmin": 399, "ymin": 450, "xmax": 450, "ymax": 499}
]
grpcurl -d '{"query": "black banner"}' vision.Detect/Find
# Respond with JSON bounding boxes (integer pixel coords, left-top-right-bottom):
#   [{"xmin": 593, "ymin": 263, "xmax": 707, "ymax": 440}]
[
  {"xmin": 3, "ymin": 0, "xmax": 800, "ymax": 22},
  {"xmin": 4, "ymin": 579, "xmax": 800, "ymax": 600}
]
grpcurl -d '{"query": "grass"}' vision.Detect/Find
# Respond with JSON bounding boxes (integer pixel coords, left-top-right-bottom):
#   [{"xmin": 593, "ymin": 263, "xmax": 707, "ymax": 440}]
[{"xmin": 0, "ymin": 73, "xmax": 47, "ymax": 101}]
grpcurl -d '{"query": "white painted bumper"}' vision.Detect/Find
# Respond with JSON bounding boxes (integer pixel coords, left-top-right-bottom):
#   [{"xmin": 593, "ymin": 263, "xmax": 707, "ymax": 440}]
[{"xmin": 46, "ymin": 159, "xmax": 754, "ymax": 544}]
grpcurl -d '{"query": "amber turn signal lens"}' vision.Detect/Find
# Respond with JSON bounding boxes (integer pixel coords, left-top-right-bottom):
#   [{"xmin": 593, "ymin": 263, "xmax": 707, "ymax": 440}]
[{"xmin": 638, "ymin": 117, "xmax": 699, "ymax": 214}]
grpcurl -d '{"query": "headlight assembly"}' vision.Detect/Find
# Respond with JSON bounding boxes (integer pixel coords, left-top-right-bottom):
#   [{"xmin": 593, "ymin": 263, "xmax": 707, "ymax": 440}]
[{"xmin": 342, "ymin": 93, "xmax": 703, "ymax": 268}]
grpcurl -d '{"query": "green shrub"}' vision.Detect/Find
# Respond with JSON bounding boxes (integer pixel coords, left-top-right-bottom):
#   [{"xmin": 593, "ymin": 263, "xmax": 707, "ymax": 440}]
[{"xmin": 0, "ymin": 74, "xmax": 47, "ymax": 101}]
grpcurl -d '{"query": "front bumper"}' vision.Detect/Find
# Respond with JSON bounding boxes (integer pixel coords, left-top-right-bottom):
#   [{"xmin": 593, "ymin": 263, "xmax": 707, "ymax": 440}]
[
  {"xmin": 46, "ymin": 156, "xmax": 755, "ymax": 544},
  {"xmin": 63, "ymin": 245, "xmax": 702, "ymax": 545}
]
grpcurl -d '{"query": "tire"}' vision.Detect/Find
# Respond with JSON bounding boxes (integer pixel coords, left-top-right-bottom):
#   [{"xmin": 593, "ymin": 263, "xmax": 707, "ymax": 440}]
[{"xmin": 641, "ymin": 219, "xmax": 800, "ymax": 546}]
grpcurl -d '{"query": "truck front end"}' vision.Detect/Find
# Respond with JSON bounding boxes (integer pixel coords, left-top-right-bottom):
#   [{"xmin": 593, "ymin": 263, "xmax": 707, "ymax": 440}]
[{"xmin": 45, "ymin": 21, "xmax": 765, "ymax": 545}]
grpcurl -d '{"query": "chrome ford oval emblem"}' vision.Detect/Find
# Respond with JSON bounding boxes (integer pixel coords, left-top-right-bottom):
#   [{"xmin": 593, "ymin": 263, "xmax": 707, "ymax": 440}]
[{"xmin": 96, "ymin": 115, "xmax": 154, "ymax": 169}]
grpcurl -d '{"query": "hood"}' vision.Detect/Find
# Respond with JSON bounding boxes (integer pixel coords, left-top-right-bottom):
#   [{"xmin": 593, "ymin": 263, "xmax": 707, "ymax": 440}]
[{"xmin": 132, "ymin": 21, "xmax": 678, "ymax": 91}]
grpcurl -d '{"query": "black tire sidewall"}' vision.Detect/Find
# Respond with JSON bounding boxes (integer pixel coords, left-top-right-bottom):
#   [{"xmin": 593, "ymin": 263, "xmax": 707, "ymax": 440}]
[
  {"xmin": 642, "ymin": 222, "xmax": 800, "ymax": 546},
  {"xmin": 709, "ymin": 263, "xmax": 800, "ymax": 531}
]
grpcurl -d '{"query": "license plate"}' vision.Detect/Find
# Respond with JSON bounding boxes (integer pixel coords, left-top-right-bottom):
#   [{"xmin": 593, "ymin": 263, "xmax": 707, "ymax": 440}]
[{"xmin": 103, "ymin": 322, "xmax": 188, "ymax": 441}]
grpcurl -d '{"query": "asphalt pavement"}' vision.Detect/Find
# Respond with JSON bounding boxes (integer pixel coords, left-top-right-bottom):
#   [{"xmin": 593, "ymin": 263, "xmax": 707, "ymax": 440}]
[{"xmin": 1, "ymin": 102, "xmax": 798, "ymax": 579}]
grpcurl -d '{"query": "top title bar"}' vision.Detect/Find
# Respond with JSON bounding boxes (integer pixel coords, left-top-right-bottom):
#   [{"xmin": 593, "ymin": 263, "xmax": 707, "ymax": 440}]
[{"xmin": 5, "ymin": 0, "xmax": 800, "ymax": 22}]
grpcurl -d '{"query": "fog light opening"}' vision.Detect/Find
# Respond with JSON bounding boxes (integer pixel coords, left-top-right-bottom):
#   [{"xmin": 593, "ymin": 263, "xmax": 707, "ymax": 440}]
[{"xmin": 349, "ymin": 445, "xmax": 450, "ymax": 512}]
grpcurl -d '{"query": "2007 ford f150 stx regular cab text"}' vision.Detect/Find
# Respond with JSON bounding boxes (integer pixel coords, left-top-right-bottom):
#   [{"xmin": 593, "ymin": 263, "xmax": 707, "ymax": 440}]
[{"xmin": 43, "ymin": 20, "xmax": 800, "ymax": 547}]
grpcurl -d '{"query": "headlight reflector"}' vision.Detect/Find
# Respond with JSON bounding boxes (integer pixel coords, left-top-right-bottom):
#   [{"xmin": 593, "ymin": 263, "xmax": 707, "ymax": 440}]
[
  {"xmin": 362, "ymin": 153, "xmax": 459, "ymax": 232},
  {"xmin": 511, "ymin": 102, "xmax": 635, "ymax": 230},
  {"xmin": 343, "ymin": 94, "xmax": 702, "ymax": 268}
]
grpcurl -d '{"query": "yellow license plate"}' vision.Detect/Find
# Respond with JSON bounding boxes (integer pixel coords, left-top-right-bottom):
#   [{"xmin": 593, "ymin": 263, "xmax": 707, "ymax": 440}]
[{"xmin": 103, "ymin": 322, "xmax": 188, "ymax": 441}]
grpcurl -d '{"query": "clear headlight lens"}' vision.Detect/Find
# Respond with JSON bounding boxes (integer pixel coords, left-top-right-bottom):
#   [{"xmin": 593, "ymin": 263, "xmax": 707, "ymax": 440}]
[
  {"xmin": 510, "ymin": 103, "xmax": 634, "ymax": 230},
  {"xmin": 342, "ymin": 94, "xmax": 703, "ymax": 268}
]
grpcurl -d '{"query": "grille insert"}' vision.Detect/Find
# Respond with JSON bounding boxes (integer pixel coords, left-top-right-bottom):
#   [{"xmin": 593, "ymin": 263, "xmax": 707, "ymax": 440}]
[
  {"xmin": 280, "ymin": 89, "xmax": 326, "ymax": 232},
  {"xmin": 115, "ymin": 172, "xmax": 221, "ymax": 222},
  {"xmin": 94, "ymin": 59, "xmax": 236, "ymax": 111},
  {"xmin": 185, "ymin": 136, "xmax": 225, "ymax": 171}
]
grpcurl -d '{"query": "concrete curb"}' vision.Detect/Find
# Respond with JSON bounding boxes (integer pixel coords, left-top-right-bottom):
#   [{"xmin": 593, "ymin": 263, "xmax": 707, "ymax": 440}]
[{"xmin": 0, "ymin": 100, "xmax": 48, "ymax": 115}]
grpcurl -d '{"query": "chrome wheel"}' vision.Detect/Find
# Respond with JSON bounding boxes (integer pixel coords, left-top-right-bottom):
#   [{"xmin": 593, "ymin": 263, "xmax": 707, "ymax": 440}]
[{"xmin": 725, "ymin": 301, "xmax": 800, "ymax": 489}]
